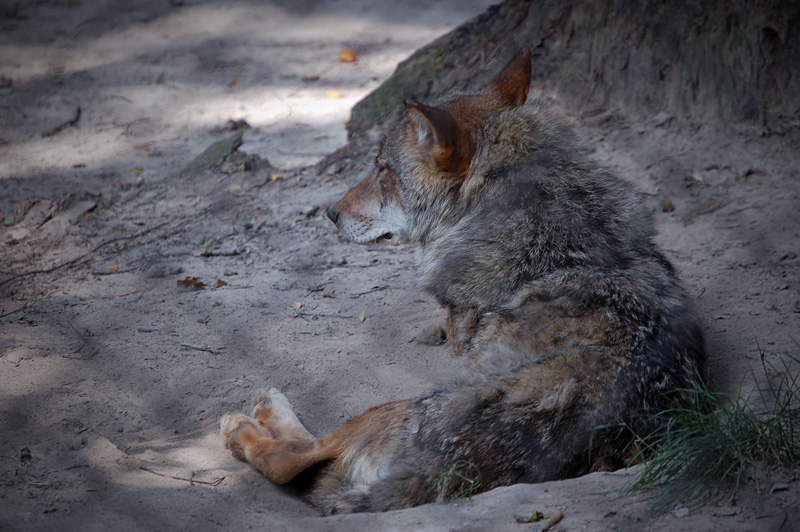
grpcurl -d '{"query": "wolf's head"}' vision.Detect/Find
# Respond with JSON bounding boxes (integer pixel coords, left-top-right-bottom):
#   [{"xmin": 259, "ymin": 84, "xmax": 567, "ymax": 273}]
[{"xmin": 326, "ymin": 49, "xmax": 532, "ymax": 244}]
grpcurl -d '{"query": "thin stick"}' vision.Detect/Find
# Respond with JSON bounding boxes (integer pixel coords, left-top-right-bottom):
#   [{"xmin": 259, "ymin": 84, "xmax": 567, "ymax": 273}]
[
  {"xmin": 180, "ymin": 343, "xmax": 220, "ymax": 355},
  {"xmin": 139, "ymin": 467, "xmax": 224, "ymax": 487},
  {"xmin": 351, "ymin": 285, "xmax": 389, "ymax": 298},
  {"xmin": 0, "ymin": 221, "xmax": 170, "ymax": 288},
  {"xmin": 541, "ymin": 510, "xmax": 564, "ymax": 532},
  {"xmin": 42, "ymin": 106, "xmax": 82, "ymax": 137}
]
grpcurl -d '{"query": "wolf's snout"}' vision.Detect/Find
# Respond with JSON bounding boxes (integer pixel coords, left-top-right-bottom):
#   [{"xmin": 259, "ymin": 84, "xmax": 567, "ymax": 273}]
[{"xmin": 326, "ymin": 205, "xmax": 339, "ymax": 225}]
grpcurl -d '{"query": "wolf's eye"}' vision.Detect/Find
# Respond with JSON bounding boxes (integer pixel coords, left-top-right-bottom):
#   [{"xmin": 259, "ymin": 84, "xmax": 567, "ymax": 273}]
[{"xmin": 379, "ymin": 161, "xmax": 395, "ymax": 175}]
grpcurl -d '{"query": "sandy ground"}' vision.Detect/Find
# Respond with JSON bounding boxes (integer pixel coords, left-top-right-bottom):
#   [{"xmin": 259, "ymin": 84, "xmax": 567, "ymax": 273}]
[{"xmin": 1, "ymin": 1, "xmax": 800, "ymax": 531}]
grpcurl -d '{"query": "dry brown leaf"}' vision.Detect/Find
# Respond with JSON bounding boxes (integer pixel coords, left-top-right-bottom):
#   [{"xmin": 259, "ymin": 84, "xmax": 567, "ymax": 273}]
[
  {"xmin": 177, "ymin": 277, "xmax": 205, "ymax": 291},
  {"xmin": 106, "ymin": 264, "xmax": 119, "ymax": 272},
  {"xmin": 214, "ymin": 279, "xmax": 228, "ymax": 288},
  {"xmin": 338, "ymin": 48, "xmax": 357, "ymax": 63}
]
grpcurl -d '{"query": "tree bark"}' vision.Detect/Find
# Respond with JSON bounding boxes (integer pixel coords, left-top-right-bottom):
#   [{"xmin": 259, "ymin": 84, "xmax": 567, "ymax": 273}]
[{"xmin": 346, "ymin": 0, "xmax": 800, "ymax": 150}]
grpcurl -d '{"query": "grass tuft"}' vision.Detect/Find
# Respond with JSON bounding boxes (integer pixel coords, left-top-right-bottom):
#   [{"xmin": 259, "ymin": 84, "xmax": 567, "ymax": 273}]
[
  {"xmin": 432, "ymin": 460, "xmax": 483, "ymax": 502},
  {"xmin": 619, "ymin": 340, "xmax": 800, "ymax": 511}
]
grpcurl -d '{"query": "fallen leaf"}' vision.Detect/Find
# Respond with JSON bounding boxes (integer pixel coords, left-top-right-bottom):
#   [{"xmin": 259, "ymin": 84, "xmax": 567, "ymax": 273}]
[
  {"xmin": 660, "ymin": 197, "xmax": 675, "ymax": 212},
  {"xmin": 672, "ymin": 507, "xmax": 690, "ymax": 519},
  {"xmin": 131, "ymin": 167, "xmax": 144, "ymax": 173},
  {"xmin": 270, "ymin": 173, "xmax": 283, "ymax": 181},
  {"xmin": 326, "ymin": 90, "xmax": 343, "ymax": 99},
  {"xmin": 177, "ymin": 277, "xmax": 205, "ymax": 291},
  {"xmin": 106, "ymin": 264, "xmax": 119, "ymax": 272},
  {"xmin": 694, "ymin": 198, "xmax": 724, "ymax": 216},
  {"xmin": 203, "ymin": 237, "xmax": 217, "ymax": 255},
  {"xmin": 514, "ymin": 511, "xmax": 544, "ymax": 523},
  {"xmin": 358, "ymin": 309, "xmax": 366, "ymax": 322},
  {"xmin": 291, "ymin": 302, "xmax": 302, "ymax": 309},
  {"xmin": 228, "ymin": 78, "xmax": 238, "ymax": 87},
  {"xmin": 692, "ymin": 169, "xmax": 704, "ymax": 182},
  {"xmin": 338, "ymin": 48, "xmax": 357, "ymax": 63},
  {"xmin": 214, "ymin": 279, "xmax": 227, "ymax": 288}
]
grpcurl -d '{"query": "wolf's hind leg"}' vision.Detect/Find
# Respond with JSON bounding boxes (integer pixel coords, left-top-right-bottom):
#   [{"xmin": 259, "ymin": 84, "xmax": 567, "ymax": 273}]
[
  {"xmin": 222, "ymin": 392, "xmax": 416, "ymax": 489},
  {"xmin": 250, "ymin": 387, "xmax": 315, "ymax": 441},
  {"xmin": 221, "ymin": 389, "xmax": 341, "ymax": 484},
  {"xmin": 221, "ymin": 413, "xmax": 337, "ymax": 484}
]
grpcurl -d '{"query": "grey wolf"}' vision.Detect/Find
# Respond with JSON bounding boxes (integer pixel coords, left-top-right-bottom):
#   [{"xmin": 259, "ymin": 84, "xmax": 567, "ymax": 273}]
[{"xmin": 220, "ymin": 49, "xmax": 705, "ymax": 514}]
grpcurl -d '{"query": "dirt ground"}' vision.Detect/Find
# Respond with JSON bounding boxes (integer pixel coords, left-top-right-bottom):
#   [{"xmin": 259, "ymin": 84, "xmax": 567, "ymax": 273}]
[{"xmin": 2, "ymin": 1, "xmax": 799, "ymax": 531}]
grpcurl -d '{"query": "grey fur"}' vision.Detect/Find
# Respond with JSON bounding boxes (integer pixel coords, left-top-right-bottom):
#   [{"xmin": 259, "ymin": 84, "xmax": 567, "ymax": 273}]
[{"xmin": 315, "ymin": 54, "xmax": 704, "ymax": 513}]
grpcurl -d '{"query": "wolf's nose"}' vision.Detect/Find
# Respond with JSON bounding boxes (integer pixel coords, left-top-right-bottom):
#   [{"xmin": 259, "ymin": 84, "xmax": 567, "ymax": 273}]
[{"xmin": 326, "ymin": 205, "xmax": 339, "ymax": 225}]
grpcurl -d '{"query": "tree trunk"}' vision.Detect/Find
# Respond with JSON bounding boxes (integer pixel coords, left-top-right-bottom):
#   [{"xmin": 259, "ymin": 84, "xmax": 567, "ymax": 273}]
[{"xmin": 345, "ymin": 0, "xmax": 800, "ymax": 151}]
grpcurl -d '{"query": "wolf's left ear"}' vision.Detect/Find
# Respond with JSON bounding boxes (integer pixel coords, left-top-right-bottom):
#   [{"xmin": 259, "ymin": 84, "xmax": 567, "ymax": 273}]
[
  {"xmin": 404, "ymin": 99, "xmax": 473, "ymax": 175},
  {"xmin": 484, "ymin": 48, "xmax": 531, "ymax": 108}
]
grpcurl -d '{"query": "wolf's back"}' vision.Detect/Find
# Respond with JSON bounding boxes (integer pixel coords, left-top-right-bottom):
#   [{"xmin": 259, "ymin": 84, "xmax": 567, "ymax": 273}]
[{"xmin": 236, "ymin": 50, "xmax": 707, "ymax": 516}]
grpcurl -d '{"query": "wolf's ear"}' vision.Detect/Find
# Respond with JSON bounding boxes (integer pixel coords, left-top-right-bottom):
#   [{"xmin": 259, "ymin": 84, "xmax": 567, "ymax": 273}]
[
  {"xmin": 484, "ymin": 48, "xmax": 531, "ymax": 108},
  {"xmin": 404, "ymin": 99, "xmax": 472, "ymax": 175}
]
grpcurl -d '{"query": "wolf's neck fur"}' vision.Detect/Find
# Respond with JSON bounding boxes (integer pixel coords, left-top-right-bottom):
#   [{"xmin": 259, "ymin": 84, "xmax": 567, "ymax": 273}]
[{"xmin": 412, "ymin": 103, "xmax": 659, "ymax": 339}]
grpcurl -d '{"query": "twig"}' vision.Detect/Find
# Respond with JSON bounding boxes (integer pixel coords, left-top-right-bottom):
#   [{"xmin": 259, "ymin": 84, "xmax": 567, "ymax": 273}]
[
  {"xmin": 139, "ymin": 467, "xmax": 224, "ymax": 486},
  {"xmin": 128, "ymin": 423, "xmax": 219, "ymax": 447},
  {"xmin": 42, "ymin": 106, "xmax": 81, "ymax": 137},
  {"xmin": 180, "ymin": 343, "xmax": 220, "ymax": 355},
  {"xmin": 294, "ymin": 312, "xmax": 353, "ymax": 319},
  {"xmin": 304, "ymin": 283, "xmax": 328, "ymax": 296},
  {"xmin": 0, "ymin": 220, "xmax": 170, "ymax": 288},
  {"xmin": 541, "ymin": 510, "xmax": 564, "ymax": 532},
  {"xmin": 0, "ymin": 299, "xmax": 39, "ymax": 319},
  {"xmin": 65, "ymin": 320, "xmax": 90, "ymax": 353},
  {"xmin": 91, "ymin": 267, "xmax": 138, "ymax": 276},
  {"xmin": 62, "ymin": 348, "xmax": 99, "ymax": 361},
  {"xmin": 351, "ymin": 285, "xmax": 389, "ymax": 298}
]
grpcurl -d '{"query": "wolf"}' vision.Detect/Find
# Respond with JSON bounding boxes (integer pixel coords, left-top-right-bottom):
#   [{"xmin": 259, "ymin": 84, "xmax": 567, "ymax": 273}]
[{"xmin": 220, "ymin": 49, "xmax": 705, "ymax": 514}]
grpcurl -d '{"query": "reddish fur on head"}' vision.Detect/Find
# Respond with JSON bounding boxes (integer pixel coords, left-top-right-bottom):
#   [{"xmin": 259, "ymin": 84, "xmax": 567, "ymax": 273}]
[
  {"xmin": 484, "ymin": 48, "xmax": 531, "ymax": 107},
  {"xmin": 327, "ymin": 49, "xmax": 532, "ymax": 242},
  {"xmin": 403, "ymin": 49, "xmax": 532, "ymax": 180}
]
